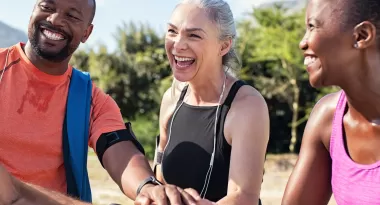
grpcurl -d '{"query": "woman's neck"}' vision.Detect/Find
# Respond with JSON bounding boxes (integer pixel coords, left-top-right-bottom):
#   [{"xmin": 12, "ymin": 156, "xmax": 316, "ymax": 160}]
[
  {"xmin": 186, "ymin": 68, "xmax": 229, "ymax": 106},
  {"xmin": 341, "ymin": 63, "xmax": 380, "ymax": 122}
]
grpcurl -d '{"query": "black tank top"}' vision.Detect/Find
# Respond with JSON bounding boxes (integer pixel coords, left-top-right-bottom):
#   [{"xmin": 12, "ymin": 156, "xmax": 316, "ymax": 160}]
[{"xmin": 161, "ymin": 80, "xmax": 262, "ymax": 204}]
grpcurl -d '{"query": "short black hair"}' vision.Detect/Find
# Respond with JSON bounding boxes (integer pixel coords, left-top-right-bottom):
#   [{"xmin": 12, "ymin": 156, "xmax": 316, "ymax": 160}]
[
  {"xmin": 341, "ymin": 0, "xmax": 380, "ymax": 30},
  {"xmin": 89, "ymin": 0, "xmax": 96, "ymax": 24}
]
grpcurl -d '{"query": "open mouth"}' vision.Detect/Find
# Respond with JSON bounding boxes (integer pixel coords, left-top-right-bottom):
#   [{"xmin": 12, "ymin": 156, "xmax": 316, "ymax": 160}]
[
  {"xmin": 304, "ymin": 56, "xmax": 317, "ymax": 67},
  {"xmin": 40, "ymin": 28, "xmax": 66, "ymax": 41},
  {"xmin": 174, "ymin": 55, "xmax": 195, "ymax": 68}
]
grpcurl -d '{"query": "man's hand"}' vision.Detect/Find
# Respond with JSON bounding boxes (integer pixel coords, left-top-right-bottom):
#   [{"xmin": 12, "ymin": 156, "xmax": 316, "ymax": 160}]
[
  {"xmin": 0, "ymin": 164, "xmax": 21, "ymax": 204},
  {"xmin": 134, "ymin": 184, "xmax": 199, "ymax": 205}
]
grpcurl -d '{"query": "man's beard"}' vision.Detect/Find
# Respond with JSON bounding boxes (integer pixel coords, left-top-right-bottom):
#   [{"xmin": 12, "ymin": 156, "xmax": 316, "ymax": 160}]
[{"xmin": 28, "ymin": 21, "xmax": 78, "ymax": 62}]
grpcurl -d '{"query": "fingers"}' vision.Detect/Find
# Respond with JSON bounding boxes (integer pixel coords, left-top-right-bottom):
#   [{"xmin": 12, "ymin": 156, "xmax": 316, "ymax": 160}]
[
  {"xmin": 163, "ymin": 185, "xmax": 182, "ymax": 205},
  {"xmin": 135, "ymin": 185, "xmax": 201, "ymax": 205},
  {"xmin": 151, "ymin": 186, "xmax": 168, "ymax": 205},
  {"xmin": 177, "ymin": 187, "xmax": 197, "ymax": 205},
  {"xmin": 183, "ymin": 188, "xmax": 201, "ymax": 201},
  {"xmin": 134, "ymin": 194, "xmax": 151, "ymax": 205}
]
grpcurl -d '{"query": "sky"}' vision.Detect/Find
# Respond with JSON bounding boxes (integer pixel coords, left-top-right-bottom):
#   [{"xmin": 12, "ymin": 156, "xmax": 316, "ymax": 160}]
[{"xmin": 0, "ymin": 0, "xmax": 277, "ymax": 52}]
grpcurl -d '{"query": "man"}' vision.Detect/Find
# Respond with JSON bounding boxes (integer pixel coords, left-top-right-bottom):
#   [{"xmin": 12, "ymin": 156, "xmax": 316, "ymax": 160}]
[{"xmin": 0, "ymin": 0, "xmax": 199, "ymax": 204}]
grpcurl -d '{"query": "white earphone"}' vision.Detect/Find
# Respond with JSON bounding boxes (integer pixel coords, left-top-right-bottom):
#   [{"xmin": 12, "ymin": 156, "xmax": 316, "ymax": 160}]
[
  {"xmin": 163, "ymin": 69, "xmax": 228, "ymax": 199},
  {"xmin": 0, "ymin": 48, "xmax": 10, "ymax": 85}
]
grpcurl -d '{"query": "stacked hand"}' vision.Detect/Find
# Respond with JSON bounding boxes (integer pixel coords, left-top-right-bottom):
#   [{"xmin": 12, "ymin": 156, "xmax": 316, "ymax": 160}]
[{"xmin": 135, "ymin": 184, "xmax": 216, "ymax": 205}]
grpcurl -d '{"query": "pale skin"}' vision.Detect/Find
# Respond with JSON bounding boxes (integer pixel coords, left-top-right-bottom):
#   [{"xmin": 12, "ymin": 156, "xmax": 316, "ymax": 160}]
[
  {"xmin": 0, "ymin": 0, "xmax": 196, "ymax": 204},
  {"xmin": 156, "ymin": 83, "xmax": 269, "ymax": 205},
  {"xmin": 143, "ymin": 3, "xmax": 270, "ymax": 205}
]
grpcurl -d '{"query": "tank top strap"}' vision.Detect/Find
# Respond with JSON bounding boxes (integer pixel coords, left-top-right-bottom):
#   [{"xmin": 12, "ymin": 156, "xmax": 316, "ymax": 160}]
[
  {"xmin": 330, "ymin": 90, "xmax": 347, "ymax": 158},
  {"xmin": 223, "ymin": 80, "xmax": 247, "ymax": 107},
  {"xmin": 176, "ymin": 85, "xmax": 189, "ymax": 107}
]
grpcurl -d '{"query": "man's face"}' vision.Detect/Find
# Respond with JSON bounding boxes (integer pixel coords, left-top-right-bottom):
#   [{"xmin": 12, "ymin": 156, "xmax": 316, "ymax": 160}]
[{"xmin": 28, "ymin": 0, "xmax": 94, "ymax": 62}]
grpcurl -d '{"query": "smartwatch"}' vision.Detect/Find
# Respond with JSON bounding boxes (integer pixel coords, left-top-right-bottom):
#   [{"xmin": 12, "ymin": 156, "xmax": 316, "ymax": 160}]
[{"xmin": 136, "ymin": 176, "xmax": 163, "ymax": 195}]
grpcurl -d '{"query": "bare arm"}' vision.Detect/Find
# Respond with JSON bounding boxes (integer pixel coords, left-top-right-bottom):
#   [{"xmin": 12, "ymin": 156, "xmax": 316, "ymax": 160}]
[
  {"xmin": 102, "ymin": 141, "xmax": 155, "ymax": 199},
  {"xmin": 0, "ymin": 164, "xmax": 89, "ymax": 205},
  {"xmin": 90, "ymin": 86, "xmax": 196, "ymax": 205},
  {"xmin": 282, "ymin": 93, "xmax": 339, "ymax": 205},
  {"xmin": 155, "ymin": 87, "xmax": 178, "ymax": 183},
  {"xmin": 18, "ymin": 183, "xmax": 91, "ymax": 205},
  {"xmin": 88, "ymin": 88, "xmax": 156, "ymax": 200},
  {"xmin": 217, "ymin": 89, "xmax": 270, "ymax": 205}
]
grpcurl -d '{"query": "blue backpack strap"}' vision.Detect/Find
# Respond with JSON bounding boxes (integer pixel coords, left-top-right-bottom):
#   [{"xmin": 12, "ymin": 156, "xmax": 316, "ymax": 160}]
[{"xmin": 63, "ymin": 68, "xmax": 92, "ymax": 202}]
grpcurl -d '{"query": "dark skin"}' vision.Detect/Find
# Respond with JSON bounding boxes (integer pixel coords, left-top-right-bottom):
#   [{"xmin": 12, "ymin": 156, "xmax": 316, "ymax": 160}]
[
  {"xmin": 282, "ymin": 0, "xmax": 380, "ymax": 204},
  {"xmin": 0, "ymin": 0, "xmax": 197, "ymax": 204},
  {"xmin": 24, "ymin": 0, "xmax": 94, "ymax": 75}
]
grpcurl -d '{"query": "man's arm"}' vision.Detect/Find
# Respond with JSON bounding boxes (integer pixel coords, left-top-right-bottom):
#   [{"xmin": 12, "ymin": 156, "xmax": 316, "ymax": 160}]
[
  {"xmin": 0, "ymin": 164, "xmax": 89, "ymax": 205},
  {"xmin": 18, "ymin": 183, "xmax": 91, "ymax": 205},
  {"xmin": 282, "ymin": 93, "xmax": 339, "ymax": 205},
  {"xmin": 102, "ymin": 140, "xmax": 154, "ymax": 199},
  {"xmin": 89, "ymin": 87, "xmax": 196, "ymax": 205}
]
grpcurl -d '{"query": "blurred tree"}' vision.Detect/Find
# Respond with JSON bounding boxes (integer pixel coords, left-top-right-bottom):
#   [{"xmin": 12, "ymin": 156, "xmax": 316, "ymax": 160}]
[
  {"xmin": 70, "ymin": 8, "xmax": 340, "ymax": 158},
  {"xmin": 71, "ymin": 22, "xmax": 172, "ymax": 159},
  {"xmin": 238, "ymin": 5, "xmax": 308, "ymax": 152}
]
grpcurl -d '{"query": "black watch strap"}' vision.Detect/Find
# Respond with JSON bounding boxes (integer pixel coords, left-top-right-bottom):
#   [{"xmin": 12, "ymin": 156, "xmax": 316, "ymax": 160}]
[{"xmin": 136, "ymin": 176, "xmax": 163, "ymax": 195}]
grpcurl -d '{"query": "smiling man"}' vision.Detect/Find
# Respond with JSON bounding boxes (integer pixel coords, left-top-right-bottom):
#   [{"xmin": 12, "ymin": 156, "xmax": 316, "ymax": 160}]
[{"xmin": 0, "ymin": 0, "xmax": 198, "ymax": 205}]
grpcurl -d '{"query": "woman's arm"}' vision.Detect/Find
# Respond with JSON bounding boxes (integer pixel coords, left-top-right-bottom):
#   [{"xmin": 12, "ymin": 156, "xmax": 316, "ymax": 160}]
[
  {"xmin": 282, "ymin": 93, "xmax": 339, "ymax": 205},
  {"xmin": 154, "ymin": 87, "xmax": 177, "ymax": 183},
  {"xmin": 217, "ymin": 88, "xmax": 270, "ymax": 205}
]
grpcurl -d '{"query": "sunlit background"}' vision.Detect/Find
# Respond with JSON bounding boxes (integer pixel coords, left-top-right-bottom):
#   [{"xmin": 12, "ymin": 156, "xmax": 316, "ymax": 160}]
[{"xmin": 1, "ymin": 0, "xmax": 338, "ymax": 204}]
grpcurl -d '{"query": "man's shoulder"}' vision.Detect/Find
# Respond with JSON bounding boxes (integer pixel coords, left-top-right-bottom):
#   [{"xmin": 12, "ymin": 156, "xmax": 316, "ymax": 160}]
[
  {"xmin": 0, "ymin": 46, "xmax": 12, "ymax": 58},
  {"xmin": 0, "ymin": 47, "xmax": 7, "ymax": 54},
  {"xmin": 0, "ymin": 43, "xmax": 22, "ymax": 64},
  {"xmin": 68, "ymin": 68, "xmax": 121, "ymax": 112},
  {"xmin": 0, "ymin": 46, "xmax": 12, "ymax": 53},
  {"xmin": 0, "ymin": 43, "xmax": 20, "ymax": 55}
]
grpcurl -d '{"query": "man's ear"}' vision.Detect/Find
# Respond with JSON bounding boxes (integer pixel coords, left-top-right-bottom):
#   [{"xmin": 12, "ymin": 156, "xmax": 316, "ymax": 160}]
[{"xmin": 81, "ymin": 24, "xmax": 94, "ymax": 43}]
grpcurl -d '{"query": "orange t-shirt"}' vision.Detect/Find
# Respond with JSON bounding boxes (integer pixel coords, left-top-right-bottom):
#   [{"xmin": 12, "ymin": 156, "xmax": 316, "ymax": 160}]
[{"xmin": 0, "ymin": 43, "xmax": 126, "ymax": 193}]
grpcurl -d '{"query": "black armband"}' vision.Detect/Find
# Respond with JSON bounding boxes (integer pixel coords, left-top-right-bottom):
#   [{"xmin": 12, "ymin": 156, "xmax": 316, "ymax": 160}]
[{"xmin": 96, "ymin": 122, "xmax": 145, "ymax": 167}]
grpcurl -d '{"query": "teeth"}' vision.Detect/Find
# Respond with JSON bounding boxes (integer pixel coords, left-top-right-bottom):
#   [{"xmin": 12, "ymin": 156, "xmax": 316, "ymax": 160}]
[
  {"xmin": 174, "ymin": 56, "xmax": 194, "ymax": 61},
  {"xmin": 304, "ymin": 56, "xmax": 317, "ymax": 66},
  {"xmin": 42, "ymin": 29, "xmax": 64, "ymax": 41}
]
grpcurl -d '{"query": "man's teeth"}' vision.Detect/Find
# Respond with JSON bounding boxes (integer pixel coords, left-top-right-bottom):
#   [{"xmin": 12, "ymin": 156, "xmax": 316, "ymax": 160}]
[
  {"xmin": 304, "ymin": 56, "xmax": 317, "ymax": 66},
  {"xmin": 42, "ymin": 29, "xmax": 64, "ymax": 41},
  {"xmin": 174, "ymin": 56, "xmax": 194, "ymax": 61}
]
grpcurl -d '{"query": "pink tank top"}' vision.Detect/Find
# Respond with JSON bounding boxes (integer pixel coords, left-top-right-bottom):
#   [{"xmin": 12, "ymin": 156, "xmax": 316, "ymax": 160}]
[{"xmin": 330, "ymin": 91, "xmax": 380, "ymax": 204}]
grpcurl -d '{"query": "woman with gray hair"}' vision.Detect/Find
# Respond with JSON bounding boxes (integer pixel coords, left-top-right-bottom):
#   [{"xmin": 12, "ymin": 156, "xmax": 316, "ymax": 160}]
[{"xmin": 135, "ymin": 0, "xmax": 269, "ymax": 205}]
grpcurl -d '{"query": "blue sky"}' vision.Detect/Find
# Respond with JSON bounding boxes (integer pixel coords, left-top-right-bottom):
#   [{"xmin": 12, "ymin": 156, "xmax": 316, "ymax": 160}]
[{"xmin": 0, "ymin": 0, "xmax": 276, "ymax": 52}]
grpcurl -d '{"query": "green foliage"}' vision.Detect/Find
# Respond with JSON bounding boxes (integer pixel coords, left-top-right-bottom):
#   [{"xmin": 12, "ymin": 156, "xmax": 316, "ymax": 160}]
[
  {"xmin": 129, "ymin": 115, "xmax": 159, "ymax": 160},
  {"xmin": 71, "ymin": 22, "xmax": 171, "ymax": 158},
  {"xmin": 71, "ymin": 5, "xmax": 340, "ymax": 157}
]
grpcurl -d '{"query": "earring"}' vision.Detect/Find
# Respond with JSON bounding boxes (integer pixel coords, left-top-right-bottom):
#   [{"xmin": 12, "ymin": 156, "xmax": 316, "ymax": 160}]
[{"xmin": 354, "ymin": 43, "xmax": 358, "ymax": 48}]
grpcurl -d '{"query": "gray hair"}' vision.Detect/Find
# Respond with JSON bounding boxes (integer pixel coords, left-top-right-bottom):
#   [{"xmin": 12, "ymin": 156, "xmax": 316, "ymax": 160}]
[
  {"xmin": 171, "ymin": 0, "xmax": 240, "ymax": 97},
  {"xmin": 180, "ymin": 0, "xmax": 240, "ymax": 71}
]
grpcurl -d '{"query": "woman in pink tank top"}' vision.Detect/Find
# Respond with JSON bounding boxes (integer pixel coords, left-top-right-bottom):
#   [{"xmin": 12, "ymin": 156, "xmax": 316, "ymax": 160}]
[{"xmin": 281, "ymin": 0, "xmax": 380, "ymax": 204}]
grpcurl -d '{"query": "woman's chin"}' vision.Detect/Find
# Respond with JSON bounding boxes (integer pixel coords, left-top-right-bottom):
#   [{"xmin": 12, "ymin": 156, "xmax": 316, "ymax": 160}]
[
  {"xmin": 172, "ymin": 68, "xmax": 197, "ymax": 82},
  {"xmin": 173, "ymin": 72, "xmax": 193, "ymax": 82}
]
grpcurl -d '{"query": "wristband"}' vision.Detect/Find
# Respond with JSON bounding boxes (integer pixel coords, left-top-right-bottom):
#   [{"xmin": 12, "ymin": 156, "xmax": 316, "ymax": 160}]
[{"xmin": 136, "ymin": 176, "xmax": 163, "ymax": 196}]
